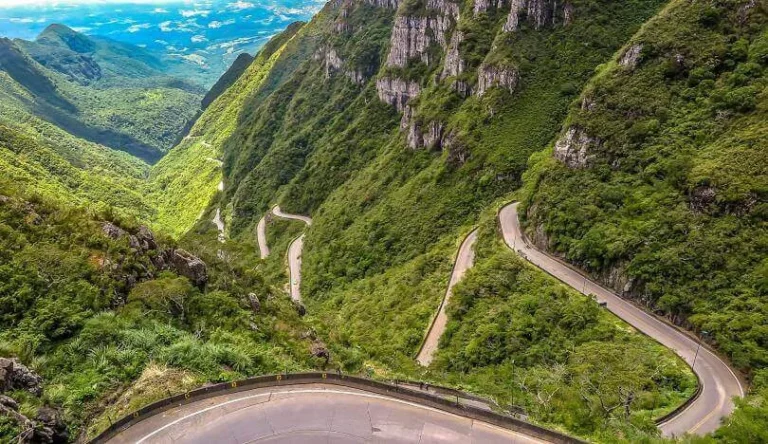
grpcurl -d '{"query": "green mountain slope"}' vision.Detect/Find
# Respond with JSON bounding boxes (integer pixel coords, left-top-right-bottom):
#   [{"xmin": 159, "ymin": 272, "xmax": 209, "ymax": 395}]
[
  {"xmin": 0, "ymin": 190, "xmax": 314, "ymax": 442},
  {"xmin": 1, "ymin": 25, "xmax": 203, "ymax": 162},
  {"xmin": 153, "ymin": 0, "xmax": 731, "ymax": 439},
  {"xmin": 521, "ymin": 0, "xmax": 767, "ymax": 373}
]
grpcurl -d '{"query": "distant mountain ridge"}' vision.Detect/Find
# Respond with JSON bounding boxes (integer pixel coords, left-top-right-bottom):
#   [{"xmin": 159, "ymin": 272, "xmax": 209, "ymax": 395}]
[{"xmin": 0, "ymin": 24, "xmax": 204, "ymax": 162}]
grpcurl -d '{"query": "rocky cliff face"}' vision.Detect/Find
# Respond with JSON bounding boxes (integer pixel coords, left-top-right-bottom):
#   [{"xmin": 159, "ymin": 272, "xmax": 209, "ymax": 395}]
[
  {"xmin": 316, "ymin": 45, "xmax": 368, "ymax": 85},
  {"xmin": 440, "ymin": 31, "xmax": 469, "ymax": 96},
  {"xmin": 553, "ymin": 126, "xmax": 598, "ymax": 168},
  {"xmin": 385, "ymin": 0, "xmax": 459, "ymax": 68},
  {"xmin": 401, "ymin": 106, "xmax": 446, "ymax": 150},
  {"xmin": 476, "ymin": 64, "xmax": 518, "ymax": 96},
  {"xmin": 376, "ymin": 77, "xmax": 421, "ymax": 112},
  {"xmin": 619, "ymin": 43, "xmax": 643, "ymax": 70},
  {"xmin": 364, "ymin": 0, "xmax": 400, "ymax": 8},
  {"xmin": 503, "ymin": 0, "xmax": 574, "ymax": 32},
  {"xmin": 386, "ymin": 15, "xmax": 450, "ymax": 67}
]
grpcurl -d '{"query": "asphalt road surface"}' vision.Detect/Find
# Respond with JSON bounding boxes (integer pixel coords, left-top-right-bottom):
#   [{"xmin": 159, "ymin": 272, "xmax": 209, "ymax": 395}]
[
  {"xmin": 106, "ymin": 384, "xmax": 544, "ymax": 444},
  {"xmin": 499, "ymin": 202, "xmax": 744, "ymax": 437},
  {"xmin": 417, "ymin": 230, "xmax": 478, "ymax": 366},
  {"xmin": 212, "ymin": 208, "xmax": 225, "ymax": 243},
  {"xmin": 257, "ymin": 214, "xmax": 270, "ymax": 259},
  {"xmin": 272, "ymin": 206, "xmax": 312, "ymax": 302}
]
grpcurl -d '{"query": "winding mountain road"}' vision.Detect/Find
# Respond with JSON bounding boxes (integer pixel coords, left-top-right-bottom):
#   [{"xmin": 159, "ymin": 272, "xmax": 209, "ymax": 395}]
[
  {"xmin": 105, "ymin": 384, "xmax": 546, "ymax": 444},
  {"xmin": 257, "ymin": 213, "xmax": 270, "ymax": 259},
  {"xmin": 212, "ymin": 208, "xmax": 225, "ymax": 243},
  {"xmin": 417, "ymin": 230, "xmax": 478, "ymax": 367},
  {"xmin": 499, "ymin": 202, "xmax": 744, "ymax": 437},
  {"xmin": 272, "ymin": 206, "xmax": 312, "ymax": 302}
]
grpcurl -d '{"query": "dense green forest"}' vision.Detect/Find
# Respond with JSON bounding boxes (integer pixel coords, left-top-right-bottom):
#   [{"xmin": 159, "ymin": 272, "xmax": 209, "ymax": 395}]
[
  {"xmin": 0, "ymin": 187, "xmax": 314, "ymax": 441},
  {"xmin": 1, "ymin": 0, "xmax": 767, "ymax": 442},
  {"xmin": 522, "ymin": 0, "xmax": 767, "ymax": 374},
  {"xmin": 1, "ymin": 25, "xmax": 203, "ymax": 162}
]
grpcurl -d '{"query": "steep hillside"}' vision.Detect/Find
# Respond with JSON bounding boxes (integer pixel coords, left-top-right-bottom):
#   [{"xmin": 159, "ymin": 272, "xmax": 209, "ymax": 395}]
[
  {"xmin": 211, "ymin": 0, "xmax": 667, "ymax": 363},
  {"xmin": 201, "ymin": 53, "xmax": 255, "ymax": 111},
  {"xmin": 522, "ymin": 0, "xmax": 767, "ymax": 374},
  {"xmin": 0, "ymin": 190, "xmax": 314, "ymax": 442},
  {"xmin": 154, "ymin": 0, "xmax": 734, "ymax": 439},
  {"xmin": 149, "ymin": 21, "xmax": 309, "ymax": 237},
  {"xmin": 1, "ymin": 25, "xmax": 203, "ymax": 162}
]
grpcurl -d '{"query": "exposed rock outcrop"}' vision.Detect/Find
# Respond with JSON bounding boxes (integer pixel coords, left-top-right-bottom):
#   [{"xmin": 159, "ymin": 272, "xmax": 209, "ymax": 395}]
[
  {"xmin": 473, "ymin": 0, "xmax": 506, "ymax": 16},
  {"xmin": 100, "ymin": 222, "xmax": 209, "ymax": 290},
  {"xmin": 33, "ymin": 407, "xmax": 68, "ymax": 444},
  {"xmin": 0, "ymin": 358, "xmax": 42, "ymax": 396},
  {"xmin": 503, "ymin": 0, "xmax": 574, "ymax": 32},
  {"xmin": 316, "ymin": 46, "xmax": 368, "ymax": 85},
  {"xmin": 376, "ymin": 77, "xmax": 421, "ymax": 112},
  {"xmin": 171, "ymin": 249, "xmax": 208, "ymax": 288},
  {"xmin": 553, "ymin": 126, "xmax": 598, "ymax": 168},
  {"xmin": 476, "ymin": 64, "xmax": 518, "ymax": 96},
  {"xmin": 405, "ymin": 117, "xmax": 445, "ymax": 150},
  {"xmin": 386, "ymin": 15, "xmax": 451, "ymax": 67},
  {"xmin": 364, "ymin": 0, "xmax": 399, "ymax": 8},
  {"xmin": 427, "ymin": 0, "xmax": 461, "ymax": 19},
  {"xmin": 102, "ymin": 222, "xmax": 126, "ymax": 240},
  {"xmin": 440, "ymin": 31, "xmax": 470, "ymax": 95},
  {"xmin": 310, "ymin": 341, "xmax": 330, "ymax": 369},
  {"xmin": 293, "ymin": 300, "xmax": 307, "ymax": 316},
  {"xmin": 247, "ymin": 292, "xmax": 261, "ymax": 313},
  {"xmin": 619, "ymin": 44, "xmax": 643, "ymax": 70}
]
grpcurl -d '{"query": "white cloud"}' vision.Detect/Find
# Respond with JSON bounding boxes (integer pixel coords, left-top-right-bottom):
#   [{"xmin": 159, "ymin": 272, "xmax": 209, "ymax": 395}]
[
  {"xmin": 169, "ymin": 53, "xmax": 207, "ymax": 66},
  {"xmin": 207, "ymin": 19, "xmax": 234, "ymax": 29},
  {"xmin": 159, "ymin": 21, "xmax": 173, "ymax": 32},
  {"xmin": 226, "ymin": 1, "xmax": 254, "ymax": 10},
  {"xmin": 152, "ymin": 7, "xmax": 168, "ymax": 13},
  {"xmin": 190, "ymin": 34, "xmax": 207, "ymax": 43},
  {"xmin": 127, "ymin": 23, "xmax": 150, "ymax": 33},
  {"xmin": 0, "ymin": 1, "xmax": 185, "ymax": 7},
  {"xmin": 71, "ymin": 26, "xmax": 91, "ymax": 33},
  {"xmin": 179, "ymin": 9, "xmax": 210, "ymax": 18}
]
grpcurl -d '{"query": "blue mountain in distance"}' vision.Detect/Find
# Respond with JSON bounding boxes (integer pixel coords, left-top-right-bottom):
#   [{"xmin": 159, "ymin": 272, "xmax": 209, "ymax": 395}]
[{"xmin": 0, "ymin": 24, "xmax": 204, "ymax": 162}]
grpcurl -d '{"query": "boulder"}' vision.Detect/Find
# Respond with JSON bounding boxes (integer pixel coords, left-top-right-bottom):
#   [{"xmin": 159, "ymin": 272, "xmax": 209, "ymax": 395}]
[
  {"xmin": 0, "ymin": 358, "xmax": 42, "ymax": 396},
  {"xmin": 310, "ymin": 341, "xmax": 331, "ymax": 369},
  {"xmin": 34, "ymin": 407, "xmax": 68, "ymax": 444},
  {"xmin": 293, "ymin": 300, "xmax": 306, "ymax": 317},
  {"xmin": 101, "ymin": 222, "xmax": 126, "ymax": 240},
  {"xmin": 247, "ymin": 293, "xmax": 261, "ymax": 313},
  {"xmin": 171, "ymin": 249, "xmax": 208, "ymax": 288}
]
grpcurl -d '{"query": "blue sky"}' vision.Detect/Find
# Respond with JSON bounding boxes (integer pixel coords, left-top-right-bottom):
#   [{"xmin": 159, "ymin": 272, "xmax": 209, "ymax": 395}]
[{"xmin": 0, "ymin": 0, "xmax": 322, "ymax": 83}]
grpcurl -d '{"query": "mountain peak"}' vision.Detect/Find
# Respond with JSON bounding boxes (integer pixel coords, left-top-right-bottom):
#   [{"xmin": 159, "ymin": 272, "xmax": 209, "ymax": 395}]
[{"xmin": 36, "ymin": 23, "xmax": 95, "ymax": 53}]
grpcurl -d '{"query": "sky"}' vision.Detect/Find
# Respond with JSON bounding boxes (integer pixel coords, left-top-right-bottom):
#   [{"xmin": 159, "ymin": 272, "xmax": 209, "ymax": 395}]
[
  {"xmin": 0, "ymin": 0, "xmax": 322, "ymax": 84},
  {"xmin": 0, "ymin": 1, "xmax": 191, "ymax": 6}
]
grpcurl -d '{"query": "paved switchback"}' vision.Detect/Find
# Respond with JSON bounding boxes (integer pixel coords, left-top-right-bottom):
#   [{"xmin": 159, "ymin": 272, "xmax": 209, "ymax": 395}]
[
  {"xmin": 257, "ymin": 213, "xmax": 270, "ymax": 259},
  {"xmin": 105, "ymin": 384, "xmax": 546, "ymax": 444},
  {"xmin": 499, "ymin": 202, "xmax": 743, "ymax": 437},
  {"xmin": 271, "ymin": 206, "xmax": 312, "ymax": 302},
  {"xmin": 417, "ymin": 230, "xmax": 478, "ymax": 366}
]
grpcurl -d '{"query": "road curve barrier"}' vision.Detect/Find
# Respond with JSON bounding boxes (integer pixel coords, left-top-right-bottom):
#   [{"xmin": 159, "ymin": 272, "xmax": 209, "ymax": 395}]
[{"xmin": 89, "ymin": 372, "xmax": 585, "ymax": 444}]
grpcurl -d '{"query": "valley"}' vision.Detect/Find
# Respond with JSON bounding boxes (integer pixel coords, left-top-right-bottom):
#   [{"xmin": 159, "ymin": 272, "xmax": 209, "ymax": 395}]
[{"xmin": 0, "ymin": 0, "xmax": 766, "ymax": 443}]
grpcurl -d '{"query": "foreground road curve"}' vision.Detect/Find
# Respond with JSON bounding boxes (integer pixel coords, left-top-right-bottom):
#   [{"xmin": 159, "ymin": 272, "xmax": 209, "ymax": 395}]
[
  {"xmin": 272, "ymin": 206, "xmax": 312, "ymax": 302},
  {"xmin": 499, "ymin": 203, "xmax": 744, "ymax": 437},
  {"xmin": 417, "ymin": 230, "xmax": 478, "ymax": 366},
  {"xmin": 106, "ymin": 384, "xmax": 545, "ymax": 444}
]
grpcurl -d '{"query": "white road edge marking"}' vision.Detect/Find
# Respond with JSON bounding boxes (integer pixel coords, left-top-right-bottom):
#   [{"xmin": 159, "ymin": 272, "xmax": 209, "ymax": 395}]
[{"xmin": 134, "ymin": 387, "xmax": 547, "ymax": 444}]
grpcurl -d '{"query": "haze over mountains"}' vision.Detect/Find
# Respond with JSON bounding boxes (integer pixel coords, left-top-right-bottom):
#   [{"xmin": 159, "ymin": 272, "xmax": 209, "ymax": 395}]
[
  {"xmin": 0, "ymin": 0, "xmax": 766, "ymax": 443},
  {"xmin": 0, "ymin": 0, "xmax": 322, "ymax": 86}
]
